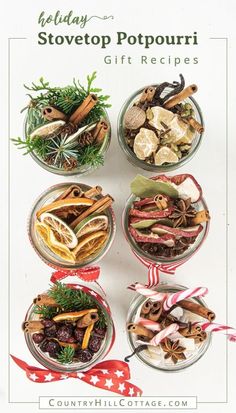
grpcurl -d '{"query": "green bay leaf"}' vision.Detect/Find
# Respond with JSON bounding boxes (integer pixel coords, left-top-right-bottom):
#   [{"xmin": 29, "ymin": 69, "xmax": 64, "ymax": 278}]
[{"xmin": 130, "ymin": 175, "xmax": 178, "ymax": 198}]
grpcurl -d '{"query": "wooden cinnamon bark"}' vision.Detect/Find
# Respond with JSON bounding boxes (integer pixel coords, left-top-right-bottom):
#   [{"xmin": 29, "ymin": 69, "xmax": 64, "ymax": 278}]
[
  {"xmin": 70, "ymin": 195, "xmax": 113, "ymax": 229},
  {"xmin": 164, "ymin": 85, "xmax": 198, "ymax": 109},
  {"xmin": 141, "ymin": 300, "xmax": 153, "ymax": 315},
  {"xmin": 140, "ymin": 86, "xmax": 156, "ymax": 103},
  {"xmin": 127, "ymin": 323, "xmax": 155, "ymax": 339},
  {"xmin": 76, "ymin": 312, "xmax": 99, "ymax": 328},
  {"xmin": 41, "ymin": 106, "xmax": 67, "ymax": 121},
  {"xmin": 178, "ymin": 300, "xmax": 215, "ymax": 321},
  {"xmin": 33, "ymin": 294, "xmax": 58, "ymax": 307},
  {"xmin": 69, "ymin": 94, "xmax": 98, "ymax": 125},
  {"xmin": 188, "ymin": 117, "xmax": 204, "ymax": 133},
  {"xmin": 92, "ymin": 119, "xmax": 109, "ymax": 144},
  {"xmin": 22, "ymin": 320, "xmax": 44, "ymax": 333}
]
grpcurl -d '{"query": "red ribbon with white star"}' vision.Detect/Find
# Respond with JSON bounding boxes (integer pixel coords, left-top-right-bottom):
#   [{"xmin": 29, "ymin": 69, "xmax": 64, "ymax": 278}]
[
  {"xmin": 50, "ymin": 267, "xmax": 100, "ymax": 283},
  {"xmin": 11, "ymin": 356, "xmax": 142, "ymax": 396}
]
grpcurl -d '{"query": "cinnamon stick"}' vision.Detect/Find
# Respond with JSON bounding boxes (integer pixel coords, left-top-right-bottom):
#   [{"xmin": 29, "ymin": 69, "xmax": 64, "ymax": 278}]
[
  {"xmin": 22, "ymin": 320, "xmax": 44, "ymax": 333},
  {"xmin": 127, "ymin": 323, "xmax": 155, "ymax": 339},
  {"xmin": 140, "ymin": 86, "xmax": 156, "ymax": 103},
  {"xmin": 190, "ymin": 210, "xmax": 210, "ymax": 225},
  {"xmin": 55, "ymin": 185, "xmax": 84, "ymax": 201},
  {"xmin": 92, "ymin": 119, "xmax": 109, "ymax": 144},
  {"xmin": 33, "ymin": 294, "xmax": 58, "ymax": 307},
  {"xmin": 41, "ymin": 106, "xmax": 67, "ymax": 122},
  {"xmin": 84, "ymin": 186, "xmax": 102, "ymax": 199},
  {"xmin": 70, "ymin": 195, "xmax": 113, "ymax": 229},
  {"xmin": 141, "ymin": 300, "xmax": 153, "ymax": 315},
  {"xmin": 178, "ymin": 300, "xmax": 215, "ymax": 321},
  {"xmin": 188, "ymin": 117, "xmax": 204, "ymax": 133},
  {"xmin": 94, "ymin": 198, "xmax": 113, "ymax": 214},
  {"xmin": 69, "ymin": 94, "xmax": 98, "ymax": 125},
  {"xmin": 76, "ymin": 312, "xmax": 99, "ymax": 328},
  {"xmin": 164, "ymin": 85, "xmax": 198, "ymax": 109}
]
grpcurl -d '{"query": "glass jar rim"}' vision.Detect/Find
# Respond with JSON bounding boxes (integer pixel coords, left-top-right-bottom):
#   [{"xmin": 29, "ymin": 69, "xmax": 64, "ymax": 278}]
[
  {"xmin": 24, "ymin": 284, "xmax": 114, "ymax": 372},
  {"xmin": 122, "ymin": 190, "xmax": 209, "ymax": 264},
  {"xmin": 126, "ymin": 282, "xmax": 212, "ymax": 372},
  {"xmin": 117, "ymin": 84, "xmax": 204, "ymax": 173}
]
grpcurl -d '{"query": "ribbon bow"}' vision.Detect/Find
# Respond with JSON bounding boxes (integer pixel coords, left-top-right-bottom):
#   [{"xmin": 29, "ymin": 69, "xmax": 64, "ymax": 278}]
[
  {"xmin": 51, "ymin": 267, "xmax": 100, "ymax": 284},
  {"xmin": 11, "ymin": 356, "xmax": 142, "ymax": 397}
]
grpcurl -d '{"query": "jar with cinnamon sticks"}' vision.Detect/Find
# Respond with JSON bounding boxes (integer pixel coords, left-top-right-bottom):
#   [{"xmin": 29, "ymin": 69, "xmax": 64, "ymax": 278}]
[
  {"xmin": 118, "ymin": 74, "xmax": 204, "ymax": 173},
  {"xmin": 28, "ymin": 182, "xmax": 116, "ymax": 270}
]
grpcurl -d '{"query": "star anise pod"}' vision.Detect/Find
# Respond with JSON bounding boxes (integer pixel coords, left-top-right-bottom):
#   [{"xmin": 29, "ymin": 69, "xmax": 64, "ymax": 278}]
[
  {"xmin": 169, "ymin": 198, "xmax": 196, "ymax": 227},
  {"xmin": 160, "ymin": 338, "xmax": 186, "ymax": 364}
]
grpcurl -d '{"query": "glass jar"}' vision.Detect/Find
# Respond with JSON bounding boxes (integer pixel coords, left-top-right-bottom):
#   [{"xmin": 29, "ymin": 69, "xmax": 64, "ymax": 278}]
[
  {"xmin": 24, "ymin": 284, "xmax": 114, "ymax": 373},
  {"xmin": 117, "ymin": 85, "xmax": 204, "ymax": 172},
  {"xmin": 122, "ymin": 188, "xmax": 209, "ymax": 266},
  {"xmin": 24, "ymin": 110, "xmax": 111, "ymax": 176},
  {"xmin": 126, "ymin": 283, "xmax": 211, "ymax": 371},
  {"xmin": 28, "ymin": 182, "xmax": 116, "ymax": 270}
]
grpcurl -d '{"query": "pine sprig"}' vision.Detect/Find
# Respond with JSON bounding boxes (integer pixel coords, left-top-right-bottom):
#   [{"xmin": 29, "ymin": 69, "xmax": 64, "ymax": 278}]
[
  {"xmin": 78, "ymin": 144, "xmax": 104, "ymax": 168},
  {"xmin": 33, "ymin": 305, "xmax": 59, "ymax": 319},
  {"xmin": 11, "ymin": 136, "xmax": 51, "ymax": 157},
  {"xmin": 57, "ymin": 346, "xmax": 75, "ymax": 364}
]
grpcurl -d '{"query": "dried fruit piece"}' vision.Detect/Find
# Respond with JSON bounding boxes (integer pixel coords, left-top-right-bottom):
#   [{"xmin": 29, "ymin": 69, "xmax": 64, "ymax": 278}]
[
  {"xmin": 30, "ymin": 120, "xmax": 66, "ymax": 139},
  {"xmin": 168, "ymin": 116, "xmax": 189, "ymax": 143},
  {"xmin": 36, "ymin": 197, "xmax": 94, "ymax": 218},
  {"xmin": 148, "ymin": 107, "xmax": 174, "ymax": 130},
  {"xmin": 40, "ymin": 212, "xmax": 78, "ymax": 249},
  {"xmin": 74, "ymin": 215, "xmax": 108, "ymax": 238},
  {"xmin": 133, "ymin": 128, "xmax": 159, "ymax": 160},
  {"xmin": 53, "ymin": 309, "xmax": 98, "ymax": 322},
  {"xmin": 72, "ymin": 230, "xmax": 108, "ymax": 261},
  {"xmin": 82, "ymin": 323, "xmax": 94, "ymax": 349},
  {"xmin": 155, "ymin": 147, "xmax": 179, "ymax": 166},
  {"xmin": 124, "ymin": 106, "xmax": 146, "ymax": 130}
]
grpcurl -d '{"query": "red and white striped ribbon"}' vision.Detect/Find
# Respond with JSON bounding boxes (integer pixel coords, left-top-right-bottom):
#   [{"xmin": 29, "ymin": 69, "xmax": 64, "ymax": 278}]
[{"xmin": 163, "ymin": 287, "xmax": 208, "ymax": 311}]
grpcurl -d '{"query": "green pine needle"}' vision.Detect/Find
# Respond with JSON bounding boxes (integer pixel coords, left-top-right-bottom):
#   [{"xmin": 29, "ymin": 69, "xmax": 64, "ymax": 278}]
[
  {"xmin": 33, "ymin": 305, "xmax": 59, "ymax": 319},
  {"xmin": 57, "ymin": 346, "xmax": 75, "ymax": 364},
  {"xmin": 78, "ymin": 145, "xmax": 104, "ymax": 168}
]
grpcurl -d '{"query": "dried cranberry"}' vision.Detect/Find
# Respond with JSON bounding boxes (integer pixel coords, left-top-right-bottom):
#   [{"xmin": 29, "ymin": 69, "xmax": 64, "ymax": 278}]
[
  {"xmin": 42, "ymin": 319, "xmax": 55, "ymax": 328},
  {"xmin": 75, "ymin": 349, "xmax": 93, "ymax": 363},
  {"xmin": 46, "ymin": 340, "xmax": 61, "ymax": 358},
  {"xmin": 74, "ymin": 328, "xmax": 85, "ymax": 343},
  {"xmin": 32, "ymin": 333, "xmax": 45, "ymax": 344},
  {"xmin": 93, "ymin": 326, "xmax": 106, "ymax": 338},
  {"xmin": 56, "ymin": 325, "xmax": 73, "ymax": 341},
  {"xmin": 88, "ymin": 337, "xmax": 102, "ymax": 353},
  {"xmin": 44, "ymin": 324, "xmax": 57, "ymax": 337},
  {"xmin": 67, "ymin": 336, "xmax": 77, "ymax": 343}
]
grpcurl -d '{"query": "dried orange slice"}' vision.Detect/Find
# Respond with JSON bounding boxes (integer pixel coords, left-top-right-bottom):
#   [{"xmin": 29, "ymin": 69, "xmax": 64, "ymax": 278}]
[
  {"xmin": 53, "ymin": 309, "xmax": 98, "ymax": 322},
  {"xmin": 35, "ymin": 221, "xmax": 76, "ymax": 263},
  {"xmin": 40, "ymin": 212, "xmax": 78, "ymax": 249},
  {"xmin": 36, "ymin": 197, "xmax": 94, "ymax": 218},
  {"xmin": 73, "ymin": 230, "xmax": 108, "ymax": 262}
]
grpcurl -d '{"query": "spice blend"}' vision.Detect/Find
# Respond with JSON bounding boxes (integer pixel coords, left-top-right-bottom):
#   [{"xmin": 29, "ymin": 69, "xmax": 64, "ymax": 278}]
[
  {"xmin": 34, "ymin": 184, "xmax": 114, "ymax": 264},
  {"xmin": 23, "ymin": 283, "xmax": 108, "ymax": 365},
  {"xmin": 12, "ymin": 72, "xmax": 111, "ymax": 173},
  {"xmin": 127, "ymin": 174, "xmax": 210, "ymax": 259},
  {"xmin": 123, "ymin": 75, "xmax": 204, "ymax": 167}
]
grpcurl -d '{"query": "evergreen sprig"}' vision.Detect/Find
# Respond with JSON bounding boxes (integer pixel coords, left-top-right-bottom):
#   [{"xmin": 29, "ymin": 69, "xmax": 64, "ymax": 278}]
[
  {"xmin": 33, "ymin": 305, "xmax": 59, "ymax": 319},
  {"xmin": 11, "ymin": 136, "xmax": 52, "ymax": 157},
  {"xmin": 57, "ymin": 346, "xmax": 75, "ymax": 364},
  {"xmin": 78, "ymin": 144, "xmax": 104, "ymax": 168}
]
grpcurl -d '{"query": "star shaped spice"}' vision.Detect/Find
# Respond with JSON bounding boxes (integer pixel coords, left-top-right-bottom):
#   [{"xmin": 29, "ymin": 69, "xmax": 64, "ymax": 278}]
[
  {"xmin": 44, "ymin": 373, "xmax": 55, "ymax": 382},
  {"xmin": 104, "ymin": 379, "xmax": 114, "ymax": 389},
  {"xmin": 169, "ymin": 198, "xmax": 196, "ymax": 227},
  {"xmin": 118, "ymin": 383, "xmax": 126, "ymax": 393},
  {"xmin": 90, "ymin": 375, "xmax": 100, "ymax": 385},
  {"xmin": 29, "ymin": 373, "xmax": 39, "ymax": 381},
  {"xmin": 114, "ymin": 370, "xmax": 124, "ymax": 378},
  {"xmin": 160, "ymin": 338, "xmax": 186, "ymax": 364}
]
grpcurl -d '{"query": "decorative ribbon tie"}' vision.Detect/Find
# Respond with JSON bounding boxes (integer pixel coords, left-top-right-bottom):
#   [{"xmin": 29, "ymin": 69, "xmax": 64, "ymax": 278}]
[
  {"xmin": 51, "ymin": 267, "xmax": 100, "ymax": 284},
  {"xmin": 11, "ymin": 356, "xmax": 142, "ymax": 397},
  {"xmin": 130, "ymin": 250, "xmax": 189, "ymax": 289}
]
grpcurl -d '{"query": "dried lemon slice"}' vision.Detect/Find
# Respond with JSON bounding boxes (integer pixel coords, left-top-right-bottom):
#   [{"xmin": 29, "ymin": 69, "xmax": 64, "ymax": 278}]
[
  {"xmin": 30, "ymin": 120, "xmax": 65, "ymax": 138},
  {"xmin": 40, "ymin": 212, "xmax": 78, "ymax": 249},
  {"xmin": 35, "ymin": 221, "xmax": 76, "ymax": 263},
  {"xmin": 73, "ymin": 230, "xmax": 108, "ymax": 262},
  {"xmin": 133, "ymin": 128, "xmax": 159, "ymax": 160},
  {"xmin": 154, "ymin": 147, "xmax": 179, "ymax": 166}
]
